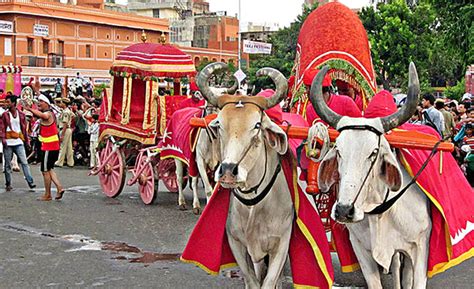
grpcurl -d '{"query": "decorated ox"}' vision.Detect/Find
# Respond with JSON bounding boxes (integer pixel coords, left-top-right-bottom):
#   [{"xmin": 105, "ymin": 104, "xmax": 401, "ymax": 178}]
[
  {"xmin": 310, "ymin": 63, "xmax": 431, "ymax": 289},
  {"xmin": 198, "ymin": 62, "xmax": 293, "ymax": 288},
  {"xmin": 175, "ymin": 74, "xmax": 238, "ymax": 214}
]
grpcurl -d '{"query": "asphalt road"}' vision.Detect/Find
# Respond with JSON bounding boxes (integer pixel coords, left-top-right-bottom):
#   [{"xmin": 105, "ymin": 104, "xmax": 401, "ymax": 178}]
[{"xmin": 0, "ymin": 165, "xmax": 472, "ymax": 289}]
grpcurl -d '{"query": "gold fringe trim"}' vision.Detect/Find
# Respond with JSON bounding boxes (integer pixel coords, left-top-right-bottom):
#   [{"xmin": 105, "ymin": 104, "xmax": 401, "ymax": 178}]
[
  {"xmin": 99, "ymin": 128, "xmax": 155, "ymax": 145},
  {"xmin": 159, "ymin": 95, "xmax": 167, "ymax": 135},
  {"xmin": 107, "ymin": 76, "xmax": 114, "ymax": 121},
  {"xmin": 180, "ymin": 256, "xmax": 237, "ymax": 276},
  {"xmin": 121, "ymin": 77, "xmax": 132, "ymax": 125}
]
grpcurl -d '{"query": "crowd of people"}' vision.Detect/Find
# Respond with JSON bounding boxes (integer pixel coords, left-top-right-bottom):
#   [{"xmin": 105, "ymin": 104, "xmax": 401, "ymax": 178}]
[
  {"xmin": 0, "ymin": 72, "xmax": 101, "ymax": 198},
  {"xmin": 409, "ymin": 93, "xmax": 474, "ymax": 185}
]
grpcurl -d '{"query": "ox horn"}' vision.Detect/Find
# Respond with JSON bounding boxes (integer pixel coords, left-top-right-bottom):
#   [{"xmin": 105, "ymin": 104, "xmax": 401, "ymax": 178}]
[
  {"xmin": 308, "ymin": 66, "xmax": 342, "ymax": 128},
  {"xmin": 196, "ymin": 62, "xmax": 229, "ymax": 107},
  {"xmin": 256, "ymin": 67, "xmax": 288, "ymax": 109},
  {"xmin": 226, "ymin": 77, "xmax": 239, "ymax": 94},
  {"xmin": 380, "ymin": 62, "xmax": 420, "ymax": 132}
]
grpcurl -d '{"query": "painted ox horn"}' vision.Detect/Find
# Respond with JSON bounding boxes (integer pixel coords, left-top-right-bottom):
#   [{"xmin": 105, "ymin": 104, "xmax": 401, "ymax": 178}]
[
  {"xmin": 308, "ymin": 66, "xmax": 342, "ymax": 128},
  {"xmin": 309, "ymin": 63, "xmax": 420, "ymax": 132},
  {"xmin": 380, "ymin": 62, "xmax": 420, "ymax": 132},
  {"xmin": 196, "ymin": 62, "xmax": 234, "ymax": 107},
  {"xmin": 255, "ymin": 67, "xmax": 288, "ymax": 109}
]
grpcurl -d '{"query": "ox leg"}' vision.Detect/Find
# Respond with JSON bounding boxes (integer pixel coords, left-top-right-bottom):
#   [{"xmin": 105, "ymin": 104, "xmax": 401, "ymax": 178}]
[
  {"xmin": 350, "ymin": 238, "xmax": 383, "ymax": 289},
  {"xmin": 175, "ymin": 160, "xmax": 187, "ymax": 210},
  {"xmin": 261, "ymin": 235, "xmax": 291, "ymax": 289},
  {"xmin": 391, "ymin": 252, "xmax": 402, "ymax": 289},
  {"xmin": 401, "ymin": 253, "xmax": 414, "ymax": 289},
  {"xmin": 227, "ymin": 237, "xmax": 259, "ymax": 289},
  {"xmin": 191, "ymin": 176, "xmax": 201, "ymax": 215},
  {"xmin": 254, "ymin": 259, "xmax": 266, "ymax": 284},
  {"xmin": 412, "ymin": 241, "xmax": 428, "ymax": 289},
  {"xmin": 197, "ymin": 157, "xmax": 213, "ymax": 202}
]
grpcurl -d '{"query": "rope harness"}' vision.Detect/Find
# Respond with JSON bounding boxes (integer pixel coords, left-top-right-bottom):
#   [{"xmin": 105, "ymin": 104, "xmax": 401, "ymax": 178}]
[
  {"xmin": 335, "ymin": 125, "xmax": 442, "ymax": 215},
  {"xmin": 215, "ymin": 101, "xmax": 282, "ymax": 206}
]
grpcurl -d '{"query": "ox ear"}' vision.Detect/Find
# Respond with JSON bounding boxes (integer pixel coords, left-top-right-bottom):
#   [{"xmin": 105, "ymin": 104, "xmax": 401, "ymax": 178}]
[
  {"xmin": 379, "ymin": 146, "xmax": 402, "ymax": 191},
  {"xmin": 263, "ymin": 121, "xmax": 288, "ymax": 155},
  {"xmin": 208, "ymin": 118, "xmax": 220, "ymax": 140},
  {"xmin": 318, "ymin": 148, "xmax": 339, "ymax": 192}
]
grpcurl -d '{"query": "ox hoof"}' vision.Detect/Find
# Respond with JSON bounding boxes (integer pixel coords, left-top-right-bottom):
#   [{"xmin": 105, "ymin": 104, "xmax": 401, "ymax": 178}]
[
  {"xmin": 178, "ymin": 204, "xmax": 187, "ymax": 211},
  {"xmin": 193, "ymin": 207, "xmax": 201, "ymax": 215}
]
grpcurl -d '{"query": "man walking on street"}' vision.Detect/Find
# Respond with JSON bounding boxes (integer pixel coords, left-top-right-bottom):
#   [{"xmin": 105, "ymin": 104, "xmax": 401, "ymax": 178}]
[
  {"xmin": 55, "ymin": 98, "xmax": 74, "ymax": 167},
  {"xmin": 25, "ymin": 95, "xmax": 64, "ymax": 201},
  {"xmin": 1, "ymin": 95, "xmax": 35, "ymax": 191}
]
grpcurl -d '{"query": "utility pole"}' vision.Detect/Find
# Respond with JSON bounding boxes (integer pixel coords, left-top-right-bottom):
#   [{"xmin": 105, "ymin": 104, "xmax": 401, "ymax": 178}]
[{"xmin": 237, "ymin": 0, "xmax": 242, "ymax": 89}]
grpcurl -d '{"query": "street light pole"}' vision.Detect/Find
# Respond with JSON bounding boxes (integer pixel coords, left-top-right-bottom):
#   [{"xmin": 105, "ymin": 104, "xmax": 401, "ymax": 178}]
[{"xmin": 237, "ymin": 0, "xmax": 242, "ymax": 89}]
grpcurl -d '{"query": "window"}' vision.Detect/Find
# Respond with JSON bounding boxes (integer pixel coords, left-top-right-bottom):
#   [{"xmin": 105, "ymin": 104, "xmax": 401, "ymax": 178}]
[
  {"xmin": 58, "ymin": 40, "xmax": 64, "ymax": 55},
  {"xmin": 27, "ymin": 38, "xmax": 34, "ymax": 54},
  {"xmin": 43, "ymin": 39, "xmax": 49, "ymax": 54},
  {"xmin": 153, "ymin": 9, "xmax": 160, "ymax": 18},
  {"xmin": 4, "ymin": 38, "xmax": 12, "ymax": 56},
  {"xmin": 86, "ymin": 44, "xmax": 91, "ymax": 58}
]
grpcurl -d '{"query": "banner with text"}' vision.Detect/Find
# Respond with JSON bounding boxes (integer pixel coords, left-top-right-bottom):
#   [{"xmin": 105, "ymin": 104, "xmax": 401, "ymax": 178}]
[{"xmin": 243, "ymin": 40, "xmax": 272, "ymax": 55}]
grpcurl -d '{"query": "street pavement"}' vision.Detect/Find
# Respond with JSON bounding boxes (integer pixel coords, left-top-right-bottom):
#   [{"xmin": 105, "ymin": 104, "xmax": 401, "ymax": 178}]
[{"xmin": 0, "ymin": 165, "xmax": 472, "ymax": 288}]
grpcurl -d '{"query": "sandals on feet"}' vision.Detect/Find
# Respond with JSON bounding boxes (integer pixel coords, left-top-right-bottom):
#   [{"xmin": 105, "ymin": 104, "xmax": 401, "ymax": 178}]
[
  {"xmin": 37, "ymin": 195, "xmax": 52, "ymax": 201},
  {"xmin": 55, "ymin": 190, "xmax": 66, "ymax": 200}
]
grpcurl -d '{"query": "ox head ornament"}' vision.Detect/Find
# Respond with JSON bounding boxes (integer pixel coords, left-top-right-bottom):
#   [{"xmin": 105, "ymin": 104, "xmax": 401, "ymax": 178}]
[
  {"xmin": 197, "ymin": 62, "xmax": 288, "ymax": 189},
  {"xmin": 310, "ymin": 63, "xmax": 420, "ymax": 223}
]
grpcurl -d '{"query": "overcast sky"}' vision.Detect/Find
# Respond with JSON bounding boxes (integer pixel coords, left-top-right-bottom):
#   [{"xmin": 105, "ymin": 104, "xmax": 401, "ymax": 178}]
[{"xmin": 207, "ymin": 0, "xmax": 370, "ymax": 28}]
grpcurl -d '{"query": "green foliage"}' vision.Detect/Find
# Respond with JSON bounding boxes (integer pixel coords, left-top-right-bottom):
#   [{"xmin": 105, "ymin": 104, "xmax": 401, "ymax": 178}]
[
  {"xmin": 443, "ymin": 78, "xmax": 466, "ymax": 101},
  {"xmin": 244, "ymin": 3, "xmax": 319, "ymax": 91},
  {"xmin": 93, "ymin": 83, "xmax": 108, "ymax": 99},
  {"xmin": 359, "ymin": 1, "xmax": 436, "ymax": 89},
  {"xmin": 360, "ymin": 0, "xmax": 472, "ymax": 91}
]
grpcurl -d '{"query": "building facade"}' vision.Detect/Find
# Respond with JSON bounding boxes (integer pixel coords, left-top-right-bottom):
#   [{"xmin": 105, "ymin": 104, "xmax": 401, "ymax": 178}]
[
  {"xmin": 0, "ymin": 0, "xmax": 238, "ymax": 84},
  {"xmin": 193, "ymin": 12, "xmax": 239, "ymax": 51}
]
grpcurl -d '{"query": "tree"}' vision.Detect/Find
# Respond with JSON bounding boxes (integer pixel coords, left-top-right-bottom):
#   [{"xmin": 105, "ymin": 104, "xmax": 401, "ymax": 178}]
[
  {"xmin": 244, "ymin": 3, "xmax": 319, "ymax": 91},
  {"xmin": 359, "ymin": 1, "xmax": 436, "ymax": 90}
]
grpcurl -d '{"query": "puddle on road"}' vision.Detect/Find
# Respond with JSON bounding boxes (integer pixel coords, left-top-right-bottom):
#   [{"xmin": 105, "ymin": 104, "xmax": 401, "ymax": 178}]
[
  {"xmin": 1, "ymin": 223, "xmax": 180, "ymax": 266},
  {"xmin": 0, "ymin": 223, "xmax": 365, "ymax": 287}
]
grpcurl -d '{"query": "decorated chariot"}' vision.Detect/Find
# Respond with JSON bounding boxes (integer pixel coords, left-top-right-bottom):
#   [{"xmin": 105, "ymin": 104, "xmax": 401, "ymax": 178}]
[{"xmin": 91, "ymin": 36, "xmax": 197, "ymax": 204}]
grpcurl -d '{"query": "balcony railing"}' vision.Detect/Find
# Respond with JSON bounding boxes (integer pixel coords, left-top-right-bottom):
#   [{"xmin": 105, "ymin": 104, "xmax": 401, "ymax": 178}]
[{"xmin": 21, "ymin": 56, "xmax": 46, "ymax": 67}]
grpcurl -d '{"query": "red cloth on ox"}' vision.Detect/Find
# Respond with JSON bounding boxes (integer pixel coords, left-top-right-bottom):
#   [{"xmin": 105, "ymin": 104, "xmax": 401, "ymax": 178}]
[
  {"xmin": 257, "ymin": 90, "xmax": 304, "ymax": 158},
  {"xmin": 257, "ymin": 89, "xmax": 284, "ymax": 124},
  {"xmin": 282, "ymin": 112, "xmax": 308, "ymax": 158},
  {"xmin": 305, "ymin": 94, "xmax": 362, "ymax": 125},
  {"xmin": 335, "ymin": 90, "xmax": 474, "ymax": 276},
  {"xmin": 177, "ymin": 97, "xmax": 205, "ymax": 110},
  {"xmin": 159, "ymin": 107, "xmax": 202, "ymax": 177},
  {"xmin": 181, "ymin": 155, "xmax": 334, "ymax": 288}
]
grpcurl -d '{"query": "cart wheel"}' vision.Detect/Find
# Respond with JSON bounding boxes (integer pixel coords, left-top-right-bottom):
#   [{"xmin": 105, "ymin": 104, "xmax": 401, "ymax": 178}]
[
  {"xmin": 98, "ymin": 139, "xmax": 126, "ymax": 198},
  {"xmin": 136, "ymin": 152, "xmax": 158, "ymax": 205},
  {"xmin": 158, "ymin": 158, "xmax": 187, "ymax": 193}
]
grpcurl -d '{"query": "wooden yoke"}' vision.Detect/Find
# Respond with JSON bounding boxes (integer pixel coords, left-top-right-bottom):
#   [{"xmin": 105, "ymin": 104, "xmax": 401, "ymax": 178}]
[
  {"xmin": 191, "ymin": 116, "xmax": 454, "ymax": 195},
  {"xmin": 191, "ymin": 116, "xmax": 454, "ymax": 152}
]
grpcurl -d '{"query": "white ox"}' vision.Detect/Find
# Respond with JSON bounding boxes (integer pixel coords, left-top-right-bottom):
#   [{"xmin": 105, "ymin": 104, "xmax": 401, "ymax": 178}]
[
  {"xmin": 198, "ymin": 62, "xmax": 291, "ymax": 288},
  {"xmin": 310, "ymin": 64, "xmax": 431, "ymax": 289},
  {"xmin": 175, "ymin": 83, "xmax": 238, "ymax": 214}
]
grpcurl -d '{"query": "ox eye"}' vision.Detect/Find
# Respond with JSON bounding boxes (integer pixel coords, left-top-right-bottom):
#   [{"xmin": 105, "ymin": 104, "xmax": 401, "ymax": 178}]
[{"xmin": 254, "ymin": 122, "xmax": 262, "ymax": 129}]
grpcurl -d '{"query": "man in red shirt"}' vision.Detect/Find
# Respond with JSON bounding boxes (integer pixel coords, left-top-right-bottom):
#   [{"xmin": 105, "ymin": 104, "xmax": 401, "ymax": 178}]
[{"xmin": 303, "ymin": 69, "xmax": 362, "ymax": 125}]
